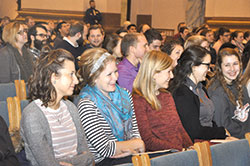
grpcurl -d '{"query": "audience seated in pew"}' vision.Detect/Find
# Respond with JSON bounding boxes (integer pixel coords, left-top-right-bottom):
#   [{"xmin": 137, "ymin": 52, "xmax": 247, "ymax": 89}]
[
  {"xmin": 77, "ymin": 48, "xmax": 145, "ymax": 165},
  {"xmin": 132, "ymin": 50, "xmax": 193, "ymax": 151},
  {"xmin": 169, "ymin": 46, "xmax": 238, "ymax": 142},
  {"xmin": 207, "ymin": 48, "xmax": 250, "ymax": 139},
  {"xmin": 21, "ymin": 49, "xmax": 93, "ymax": 166},
  {"xmin": 0, "ymin": 21, "xmax": 33, "ymax": 83}
]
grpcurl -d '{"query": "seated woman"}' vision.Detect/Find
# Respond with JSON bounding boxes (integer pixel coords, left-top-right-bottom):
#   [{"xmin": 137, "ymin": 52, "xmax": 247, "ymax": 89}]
[
  {"xmin": 0, "ymin": 21, "xmax": 33, "ymax": 83},
  {"xmin": 103, "ymin": 33, "xmax": 123, "ymax": 63},
  {"xmin": 0, "ymin": 116, "xmax": 19, "ymax": 166},
  {"xmin": 168, "ymin": 45, "xmax": 236, "ymax": 142},
  {"xmin": 21, "ymin": 49, "xmax": 93, "ymax": 166},
  {"xmin": 132, "ymin": 50, "xmax": 193, "ymax": 151},
  {"xmin": 161, "ymin": 40, "xmax": 183, "ymax": 67},
  {"xmin": 207, "ymin": 48, "xmax": 250, "ymax": 138},
  {"xmin": 77, "ymin": 48, "xmax": 145, "ymax": 165}
]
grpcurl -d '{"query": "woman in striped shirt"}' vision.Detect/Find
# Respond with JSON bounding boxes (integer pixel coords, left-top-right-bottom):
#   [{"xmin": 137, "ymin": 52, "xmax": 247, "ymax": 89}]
[
  {"xmin": 77, "ymin": 48, "xmax": 145, "ymax": 165},
  {"xmin": 21, "ymin": 49, "xmax": 93, "ymax": 166}
]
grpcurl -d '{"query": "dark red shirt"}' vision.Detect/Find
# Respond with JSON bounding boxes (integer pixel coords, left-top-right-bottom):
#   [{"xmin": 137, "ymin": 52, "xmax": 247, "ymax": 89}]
[{"xmin": 133, "ymin": 92, "xmax": 193, "ymax": 151}]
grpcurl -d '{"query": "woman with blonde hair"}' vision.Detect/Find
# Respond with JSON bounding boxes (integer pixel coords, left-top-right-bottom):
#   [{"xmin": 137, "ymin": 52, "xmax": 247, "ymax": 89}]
[
  {"xmin": 132, "ymin": 50, "xmax": 192, "ymax": 151},
  {"xmin": 0, "ymin": 21, "xmax": 33, "ymax": 83},
  {"xmin": 184, "ymin": 35, "xmax": 209, "ymax": 50},
  {"xmin": 77, "ymin": 48, "xmax": 144, "ymax": 165},
  {"xmin": 21, "ymin": 49, "xmax": 93, "ymax": 166}
]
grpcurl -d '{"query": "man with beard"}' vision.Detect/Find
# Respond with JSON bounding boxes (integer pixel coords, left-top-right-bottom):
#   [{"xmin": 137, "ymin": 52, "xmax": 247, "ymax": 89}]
[
  {"xmin": 55, "ymin": 21, "xmax": 84, "ymax": 70},
  {"xmin": 27, "ymin": 24, "xmax": 48, "ymax": 62}
]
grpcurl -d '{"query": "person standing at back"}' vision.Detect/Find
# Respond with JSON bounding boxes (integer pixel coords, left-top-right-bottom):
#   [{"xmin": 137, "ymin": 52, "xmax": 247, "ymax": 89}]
[{"xmin": 85, "ymin": 0, "xmax": 102, "ymax": 27}]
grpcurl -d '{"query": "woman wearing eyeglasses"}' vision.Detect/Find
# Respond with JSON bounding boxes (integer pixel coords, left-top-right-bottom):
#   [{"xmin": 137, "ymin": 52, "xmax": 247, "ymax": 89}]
[
  {"xmin": 168, "ymin": 45, "xmax": 237, "ymax": 142},
  {"xmin": 0, "ymin": 21, "xmax": 33, "ymax": 83}
]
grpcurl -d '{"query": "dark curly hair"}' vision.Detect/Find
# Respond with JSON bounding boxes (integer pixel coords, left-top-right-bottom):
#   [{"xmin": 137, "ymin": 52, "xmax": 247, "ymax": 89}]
[
  {"xmin": 168, "ymin": 45, "xmax": 209, "ymax": 93},
  {"xmin": 28, "ymin": 49, "xmax": 74, "ymax": 107}
]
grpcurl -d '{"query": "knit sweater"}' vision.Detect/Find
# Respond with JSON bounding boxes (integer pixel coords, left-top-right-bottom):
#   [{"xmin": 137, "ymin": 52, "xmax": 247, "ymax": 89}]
[
  {"xmin": 21, "ymin": 100, "xmax": 93, "ymax": 166},
  {"xmin": 132, "ymin": 92, "xmax": 193, "ymax": 151}
]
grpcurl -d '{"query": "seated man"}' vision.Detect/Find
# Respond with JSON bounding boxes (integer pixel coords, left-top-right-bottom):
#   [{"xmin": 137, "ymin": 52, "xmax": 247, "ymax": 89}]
[
  {"xmin": 117, "ymin": 33, "xmax": 148, "ymax": 92},
  {"xmin": 83, "ymin": 25, "xmax": 104, "ymax": 51},
  {"xmin": 27, "ymin": 24, "xmax": 49, "ymax": 61},
  {"xmin": 213, "ymin": 27, "xmax": 230, "ymax": 55},
  {"xmin": 55, "ymin": 21, "xmax": 84, "ymax": 70},
  {"xmin": 144, "ymin": 29, "xmax": 162, "ymax": 51}
]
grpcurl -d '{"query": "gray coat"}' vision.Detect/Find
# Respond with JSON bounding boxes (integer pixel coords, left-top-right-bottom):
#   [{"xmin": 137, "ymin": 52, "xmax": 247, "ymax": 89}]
[
  {"xmin": 20, "ymin": 100, "xmax": 93, "ymax": 166},
  {"xmin": 0, "ymin": 43, "xmax": 33, "ymax": 83},
  {"xmin": 208, "ymin": 80, "xmax": 250, "ymax": 139}
]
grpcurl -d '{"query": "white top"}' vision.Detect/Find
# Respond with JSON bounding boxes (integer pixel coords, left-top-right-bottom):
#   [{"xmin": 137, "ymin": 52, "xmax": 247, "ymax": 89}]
[{"xmin": 35, "ymin": 99, "xmax": 78, "ymax": 159}]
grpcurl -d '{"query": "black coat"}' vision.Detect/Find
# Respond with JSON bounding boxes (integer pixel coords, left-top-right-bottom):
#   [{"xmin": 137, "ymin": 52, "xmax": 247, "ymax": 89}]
[
  {"xmin": 0, "ymin": 116, "xmax": 19, "ymax": 166},
  {"xmin": 172, "ymin": 84, "xmax": 226, "ymax": 142}
]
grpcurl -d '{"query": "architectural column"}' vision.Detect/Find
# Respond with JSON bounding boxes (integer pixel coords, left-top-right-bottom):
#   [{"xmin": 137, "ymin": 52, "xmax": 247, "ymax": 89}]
[{"xmin": 120, "ymin": 0, "xmax": 127, "ymax": 25}]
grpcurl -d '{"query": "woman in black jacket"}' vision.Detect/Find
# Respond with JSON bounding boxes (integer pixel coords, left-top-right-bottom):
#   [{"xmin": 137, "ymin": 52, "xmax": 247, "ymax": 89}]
[{"xmin": 168, "ymin": 45, "xmax": 237, "ymax": 142}]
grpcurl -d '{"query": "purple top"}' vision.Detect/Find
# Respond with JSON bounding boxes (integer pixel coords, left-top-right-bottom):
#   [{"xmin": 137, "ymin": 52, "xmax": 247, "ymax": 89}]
[{"xmin": 117, "ymin": 58, "xmax": 140, "ymax": 92}]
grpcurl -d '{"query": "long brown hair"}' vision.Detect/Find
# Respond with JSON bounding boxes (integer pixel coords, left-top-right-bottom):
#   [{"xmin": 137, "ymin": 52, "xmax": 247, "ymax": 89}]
[{"xmin": 207, "ymin": 48, "xmax": 243, "ymax": 107}]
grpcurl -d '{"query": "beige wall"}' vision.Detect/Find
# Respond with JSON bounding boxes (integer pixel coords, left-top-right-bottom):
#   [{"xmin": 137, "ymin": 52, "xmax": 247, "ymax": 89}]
[
  {"xmin": 206, "ymin": 0, "xmax": 250, "ymax": 17},
  {"xmin": 1, "ymin": 0, "xmax": 250, "ymax": 32},
  {"xmin": 131, "ymin": 0, "xmax": 186, "ymax": 32},
  {"xmin": 0, "ymin": 0, "xmax": 18, "ymax": 19},
  {"xmin": 21, "ymin": 0, "xmax": 121, "ymax": 13},
  {"xmin": 22, "ymin": 0, "xmax": 84, "ymax": 11}
]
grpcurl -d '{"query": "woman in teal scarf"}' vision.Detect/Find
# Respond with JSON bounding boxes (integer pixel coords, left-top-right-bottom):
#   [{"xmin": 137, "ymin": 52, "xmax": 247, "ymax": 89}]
[{"xmin": 77, "ymin": 48, "xmax": 145, "ymax": 165}]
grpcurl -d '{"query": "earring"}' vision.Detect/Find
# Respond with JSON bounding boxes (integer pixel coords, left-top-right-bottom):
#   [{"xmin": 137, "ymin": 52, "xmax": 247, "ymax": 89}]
[{"xmin": 53, "ymin": 80, "xmax": 56, "ymax": 84}]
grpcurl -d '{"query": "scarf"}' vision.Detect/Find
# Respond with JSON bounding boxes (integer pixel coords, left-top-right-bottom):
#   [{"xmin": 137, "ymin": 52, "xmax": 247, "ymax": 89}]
[{"xmin": 79, "ymin": 84, "xmax": 133, "ymax": 141}]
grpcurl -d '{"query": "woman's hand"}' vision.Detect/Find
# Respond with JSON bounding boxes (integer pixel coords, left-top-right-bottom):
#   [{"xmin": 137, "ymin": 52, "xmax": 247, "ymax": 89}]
[
  {"xmin": 130, "ymin": 138, "xmax": 145, "ymax": 153},
  {"xmin": 111, "ymin": 149, "xmax": 134, "ymax": 158},
  {"xmin": 225, "ymin": 136, "xmax": 239, "ymax": 141},
  {"xmin": 115, "ymin": 138, "xmax": 145, "ymax": 158}
]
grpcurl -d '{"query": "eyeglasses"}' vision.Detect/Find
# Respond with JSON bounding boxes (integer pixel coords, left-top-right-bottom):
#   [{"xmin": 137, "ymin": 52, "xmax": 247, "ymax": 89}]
[
  {"xmin": 36, "ymin": 33, "xmax": 48, "ymax": 38},
  {"xmin": 17, "ymin": 29, "xmax": 28, "ymax": 35},
  {"xmin": 201, "ymin": 62, "xmax": 210, "ymax": 68}
]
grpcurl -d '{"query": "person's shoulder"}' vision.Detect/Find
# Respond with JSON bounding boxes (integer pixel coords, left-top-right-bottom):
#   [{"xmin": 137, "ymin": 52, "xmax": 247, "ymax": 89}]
[
  {"xmin": 207, "ymin": 80, "xmax": 223, "ymax": 95},
  {"xmin": 86, "ymin": 8, "xmax": 92, "ymax": 13},
  {"xmin": 132, "ymin": 93, "xmax": 147, "ymax": 106},
  {"xmin": 174, "ymin": 84, "xmax": 192, "ymax": 96},
  {"xmin": 22, "ymin": 101, "xmax": 43, "ymax": 121},
  {"xmin": 0, "ymin": 45, "xmax": 11, "ymax": 56},
  {"xmin": 23, "ymin": 101, "xmax": 39, "ymax": 113},
  {"xmin": 63, "ymin": 99, "xmax": 77, "ymax": 108},
  {"xmin": 117, "ymin": 59, "xmax": 131, "ymax": 71},
  {"xmin": 55, "ymin": 39, "xmax": 68, "ymax": 49}
]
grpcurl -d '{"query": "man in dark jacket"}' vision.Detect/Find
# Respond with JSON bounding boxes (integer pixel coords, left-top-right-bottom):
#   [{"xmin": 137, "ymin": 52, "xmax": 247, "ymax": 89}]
[{"xmin": 84, "ymin": 0, "xmax": 102, "ymax": 27}]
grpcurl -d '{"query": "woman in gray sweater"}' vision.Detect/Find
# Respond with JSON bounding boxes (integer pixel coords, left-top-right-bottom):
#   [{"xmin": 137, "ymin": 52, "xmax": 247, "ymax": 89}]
[{"xmin": 20, "ymin": 49, "xmax": 93, "ymax": 166}]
